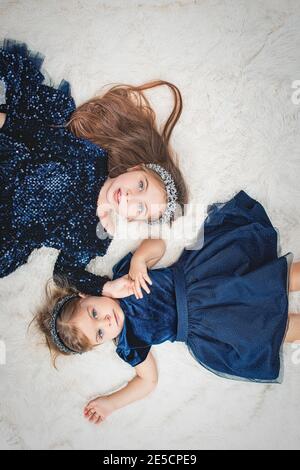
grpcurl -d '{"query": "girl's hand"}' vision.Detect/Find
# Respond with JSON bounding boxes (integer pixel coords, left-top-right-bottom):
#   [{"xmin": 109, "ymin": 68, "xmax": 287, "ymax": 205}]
[
  {"xmin": 84, "ymin": 396, "xmax": 115, "ymax": 425},
  {"xmin": 102, "ymin": 275, "xmax": 134, "ymax": 299},
  {"xmin": 129, "ymin": 255, "xmax": 152, "ymax": 299}
]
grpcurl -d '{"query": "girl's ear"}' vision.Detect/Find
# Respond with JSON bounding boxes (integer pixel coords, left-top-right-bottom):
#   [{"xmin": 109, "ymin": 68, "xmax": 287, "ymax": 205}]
[{"xmin": 78, "ymin": 292, "xmax": 87, "ymax": 299}]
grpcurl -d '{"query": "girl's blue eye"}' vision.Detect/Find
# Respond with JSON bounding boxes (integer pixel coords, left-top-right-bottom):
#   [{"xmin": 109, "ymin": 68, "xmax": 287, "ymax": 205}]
[
  {"xmin": 138, "ymin": 180, "xmax": 144, "ymax": 191},
  {"xmin": 92, "ymin": 309, "xmax": 98, "ymax": 319}
]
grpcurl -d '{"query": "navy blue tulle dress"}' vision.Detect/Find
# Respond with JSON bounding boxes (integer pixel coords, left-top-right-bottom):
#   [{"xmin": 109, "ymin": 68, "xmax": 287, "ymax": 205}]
[
  {"xmin": 0, "ymin": 39, "xmax": 112, "ymax": 294},
  {"xmin": 112, "ymin": 190, "xmax": 293, "ymax": 383}
]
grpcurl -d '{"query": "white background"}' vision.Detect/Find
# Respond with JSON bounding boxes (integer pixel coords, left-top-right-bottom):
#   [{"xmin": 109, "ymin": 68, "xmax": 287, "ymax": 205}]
[{"xmin": 0, "ymin": 0, "xmax": 300, "ymax": 450}]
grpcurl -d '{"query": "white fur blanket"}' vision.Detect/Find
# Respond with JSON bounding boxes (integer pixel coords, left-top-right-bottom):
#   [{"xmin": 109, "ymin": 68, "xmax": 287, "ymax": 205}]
[{"xmin": 0, "ymin": 0, "xmax": 300, "ymax": 450}]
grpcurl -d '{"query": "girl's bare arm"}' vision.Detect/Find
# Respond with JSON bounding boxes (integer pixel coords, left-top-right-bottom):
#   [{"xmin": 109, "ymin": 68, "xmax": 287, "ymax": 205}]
[
  {"xmin": 84, "ymin": 351, "xmax": 158, "ymax": 423},
  {"xmin": 135, "ymin": 238, "xmax": 166, "ymax": 267},
  {"xmin": 129, "ymin": 238, "xmax": 166, "ymax": 299},
  {"xmin": 108, "ymin": 350, "xmax": 158, "ymax": 411}
]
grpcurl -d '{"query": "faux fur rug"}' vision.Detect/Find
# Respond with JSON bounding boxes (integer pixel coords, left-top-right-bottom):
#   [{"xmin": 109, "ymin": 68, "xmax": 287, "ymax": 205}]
[{"xmin": 0, "ymin": 0, "xmax": 300, "ymax": 450}]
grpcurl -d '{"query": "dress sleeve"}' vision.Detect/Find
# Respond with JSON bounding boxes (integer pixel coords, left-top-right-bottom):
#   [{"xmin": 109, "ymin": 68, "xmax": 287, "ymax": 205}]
[
  {"xmin": 116, "ymin": 345, "xmax": 151, "ymax": 367},
  {"xmin": 53, "ymin": 248, "xmax": 110, "ymax": 296},
  {"xmin": 0, "ymin": 39, "xmax": 76, "ymax": 138},
  {"xmin": 112, "ymin": 252, "xmax": 133, "ymax": 280}
]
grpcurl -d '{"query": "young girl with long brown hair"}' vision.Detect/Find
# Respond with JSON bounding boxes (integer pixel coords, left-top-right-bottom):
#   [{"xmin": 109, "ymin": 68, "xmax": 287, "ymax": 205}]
[{"xmin": 0, "ymin": 39, "xmax": 188, "ymax": 296}]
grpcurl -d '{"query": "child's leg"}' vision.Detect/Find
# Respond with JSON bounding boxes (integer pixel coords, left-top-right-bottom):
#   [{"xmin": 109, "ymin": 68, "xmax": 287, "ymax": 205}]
[
  {"xmin": 289, "ymin": 262, "xmax": 300, "ymax": 292},
  {"xmin": 284, "ymin": 314, "xmax": 300, "ymax": 343}
]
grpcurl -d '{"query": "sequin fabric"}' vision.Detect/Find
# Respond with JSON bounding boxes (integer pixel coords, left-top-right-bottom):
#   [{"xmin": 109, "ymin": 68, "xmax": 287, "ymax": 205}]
[{"xmin": 0, "ymin": 39, "xmax": 112, "ymax": 295}]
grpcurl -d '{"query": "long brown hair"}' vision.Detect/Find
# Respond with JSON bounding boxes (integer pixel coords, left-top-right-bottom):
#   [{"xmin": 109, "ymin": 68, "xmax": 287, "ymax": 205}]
[{"xmin": 66, "ymin": 80, "xmax": 189, "ymax": 217}]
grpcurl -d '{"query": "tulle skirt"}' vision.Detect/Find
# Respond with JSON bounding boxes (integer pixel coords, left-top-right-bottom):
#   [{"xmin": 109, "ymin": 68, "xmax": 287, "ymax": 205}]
[{"xmin": 175, "ymin": 190, "xmax": 293, "ymax": 383}]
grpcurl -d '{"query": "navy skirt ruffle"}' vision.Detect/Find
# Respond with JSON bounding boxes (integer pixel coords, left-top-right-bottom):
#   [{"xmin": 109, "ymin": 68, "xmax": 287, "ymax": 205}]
[{"xmin": 175, "ymin": 190, "xmax": 293, "ymax": 383}]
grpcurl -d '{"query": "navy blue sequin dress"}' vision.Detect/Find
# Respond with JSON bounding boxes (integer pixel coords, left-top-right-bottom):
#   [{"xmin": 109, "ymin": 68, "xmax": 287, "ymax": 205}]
[
  {"xmin": 112, "ymin": 190, "xmax": 293, "ymax": 383},
  {"xmin": 0, "ymin": 39, "xmax": 112, "ymax": 295}
]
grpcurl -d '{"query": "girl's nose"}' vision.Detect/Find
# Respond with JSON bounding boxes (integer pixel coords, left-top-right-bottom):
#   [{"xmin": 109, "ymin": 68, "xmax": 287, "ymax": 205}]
[
  {"xmin": 126, "ymin": 186, "xmax": 141, "ymax": 199},
  {"xmin": 100, "ymin": 315, "xmax": 111, "ymax": 328},
  {"xmin": 126, "ymin": 189, "xmax": 133, "ymax": 200}
]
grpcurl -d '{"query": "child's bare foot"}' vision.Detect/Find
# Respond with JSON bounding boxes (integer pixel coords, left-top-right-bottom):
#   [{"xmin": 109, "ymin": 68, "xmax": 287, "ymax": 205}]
[{"xmin": 83, "ymin": 396, "xmax": 115, "ymax": 425}]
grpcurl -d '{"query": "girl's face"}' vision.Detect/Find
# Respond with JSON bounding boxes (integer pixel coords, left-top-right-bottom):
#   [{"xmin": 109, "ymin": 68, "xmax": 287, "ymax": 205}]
[
  {"xmin": 72, "ymin": 294, "xmax": 125, "ymax": 346},
  {"xmin": 103, "ymin": 168, "xmax": 167, "ymax": 222}
]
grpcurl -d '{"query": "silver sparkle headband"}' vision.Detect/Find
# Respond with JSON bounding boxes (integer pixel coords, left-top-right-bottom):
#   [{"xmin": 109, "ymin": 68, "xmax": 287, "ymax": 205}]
[
  {"xmin": 145, "ymin": 163, "xmax": 178, "ymax": 224},
  {"xmin": 49, "ymin": 293, "xmax": 81, "ymax": 355}
]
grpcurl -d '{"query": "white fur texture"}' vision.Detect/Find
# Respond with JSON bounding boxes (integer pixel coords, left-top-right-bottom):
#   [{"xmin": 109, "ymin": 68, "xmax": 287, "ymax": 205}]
[{"xmin": 0, "ymin": 0, "xmax": 300, "ymax": 450}]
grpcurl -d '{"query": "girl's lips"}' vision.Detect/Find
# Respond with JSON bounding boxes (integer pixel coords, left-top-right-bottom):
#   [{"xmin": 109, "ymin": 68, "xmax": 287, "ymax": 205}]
[{"xmin": 114, "ymin": 311, "xmax": 119, "ymax": 326}]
